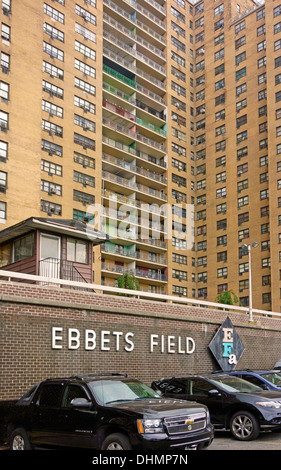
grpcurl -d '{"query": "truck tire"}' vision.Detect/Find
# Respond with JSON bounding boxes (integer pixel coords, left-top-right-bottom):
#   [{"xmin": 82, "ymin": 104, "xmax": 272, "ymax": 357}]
[
  {"xmin": 10, "ymin": 428, "xmax": 32, "ymax": 450},
  {"xmin": 101, "ymin": 433, "xmax": 132, "ymax": 450},
  {"xmin": 230, "ymin": 411, "xmax": 260, "ymax": 441}
]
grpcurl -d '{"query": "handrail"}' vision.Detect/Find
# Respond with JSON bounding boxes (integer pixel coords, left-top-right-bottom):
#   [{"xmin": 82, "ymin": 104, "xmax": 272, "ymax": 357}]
[{"xmin": 0, "ymin": 269, "xmax": 279, "ymax": 320}]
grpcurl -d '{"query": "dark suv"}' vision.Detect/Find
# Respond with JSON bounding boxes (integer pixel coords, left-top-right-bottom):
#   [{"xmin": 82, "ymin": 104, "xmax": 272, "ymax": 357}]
[
  {"xmin": 152, "ymin": 373, "xmax": 281, "ymax": 441},
  {"xmin": 0, "ymin": 373, "xmax": 214, "ymax": 450}
]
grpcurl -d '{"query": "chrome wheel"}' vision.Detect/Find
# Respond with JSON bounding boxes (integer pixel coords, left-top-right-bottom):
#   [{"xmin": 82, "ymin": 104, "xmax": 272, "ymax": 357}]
[
  {"xmin": 101, "ymin": 433, "xmax": 132, "ymax": 450},
  {"xmin": 230, "ymin": 411, "xmax": 259, "ymax": 441},
  {"xmin": 12, "ymin": 434, "xmax": 25, "ymax": 450},
  {"xmin": 106, "ymin": 442, "xmax": 124, "ymax": 450},
  {"xmin": 10, "ymin": 428, "xmax": 32, "ymax": 450}
]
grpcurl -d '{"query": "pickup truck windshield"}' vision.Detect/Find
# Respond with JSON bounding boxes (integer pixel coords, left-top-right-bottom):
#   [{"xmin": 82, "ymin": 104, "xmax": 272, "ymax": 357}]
[{"xmin": 89, "ymin": 380, "xmax": 161, "ymax": 405}]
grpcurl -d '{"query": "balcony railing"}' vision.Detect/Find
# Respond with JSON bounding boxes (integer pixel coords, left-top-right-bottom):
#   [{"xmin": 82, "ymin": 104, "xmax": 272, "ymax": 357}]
[
  {"xmin": 101, "ymin": 262, "xmax": 167, "ymax": 281},
  {"xmin": 103, "ymin": 64, "xmax": 166, "ymax": 106},
  {"xmin": 102, "ymin": 117, "xmax": 166, "ymax": 153},
  {"xmin": 103, "ymin": 100, "xmax": 167, "ymax": 137},
  {"xmin": 103, "ymin": 47, "xmax": 166, "ymax": 91},
  {"xmin": 103, "ymin": 30, "xmax": 166, "ymax": 76},
  {"xmin": 102, "ymin": 170, "xmax": 167, "ymax": 200},
  {"xmin": 39, "ymin": 258, "xmax": 88, "ymax": 289},
  {"xmin": 103, "ymin": 0, "xmax": 166, "ymax": 45},
  {"xmin": 102, "ymin": 152, "xmax": 167, "ymax": 184},
  {"xmin": 102, "ymin": 135, "xmax": 167, "ymax": 168},
  {"xmin": 103, "ymin": 13, "xmax": 166, "ymax": 61}
]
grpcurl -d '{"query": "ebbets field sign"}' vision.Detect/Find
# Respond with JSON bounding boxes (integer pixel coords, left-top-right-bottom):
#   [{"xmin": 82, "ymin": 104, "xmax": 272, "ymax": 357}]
[{"xmin": 208, "ymin": 317, "xmax": 245, "ymax": 371}]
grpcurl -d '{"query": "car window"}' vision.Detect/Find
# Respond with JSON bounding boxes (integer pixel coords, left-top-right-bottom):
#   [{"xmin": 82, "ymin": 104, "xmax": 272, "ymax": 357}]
[
  {"xmin": 262, "ymin": 373, "xmax": 281, "ymax": 386},
  {"xmin": 36, "ymin": 384, "xmax": 64, "ymax": 407},
  {"xmin": 62, "ymin": 385, "xmax": 90, "ymax": 407},
  {"xmin": 241, "ymin": 374, "xmax": 264, "ymax": 387},
  {"xmin": 166, "ymin": 378, "xmax": 188, "ymax": 394},
  {"xmin": 190, "ymin": 379, "xmax": 214, "ymax": 396}
]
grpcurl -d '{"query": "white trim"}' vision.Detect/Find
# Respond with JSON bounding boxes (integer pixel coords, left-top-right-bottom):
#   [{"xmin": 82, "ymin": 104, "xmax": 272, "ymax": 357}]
[{"xmin": 0, "ymin": 269, "xmax": 280, "ymax": 320}]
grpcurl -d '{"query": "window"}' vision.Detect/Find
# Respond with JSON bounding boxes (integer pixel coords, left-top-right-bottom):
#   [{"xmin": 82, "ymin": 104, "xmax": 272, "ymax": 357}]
[
  {"xmin": 43, "ymin": 42, "xmax": 64, "ymax": 61},
  {"xmin": 0, "ymin": 140, "xmax": 7, "ymax": 161},
  {"xmin": 1, "ymin": 51, "xmax": 9, "ymax": 73},
  {"xmin": 74, "ymin": 58, "xmax": 96, "ymax": 79},
  {"xmin": 73, "ymin": 189, "xmax": 95, "ymax": 205},
  {"xmin": 41, "ymin": 179, "xmax": 62, "ymax": 196},
  {"xmin": 172, "ymin": 285, "xmax": 187, "ymax": 296},
  {"xmin": 74, "ymin": 114, "xmax": 95, "ymax": 132},
  {"xmin": 41, "ymin": 139, "xmax": 62, "ymax": 157},
  {"xmin": 43, "ymin": 61, "xmax": 64, "ymax": 80},
  {"xmin": 0, "ymin": 110, "xmax": 8, "ymax": 131},
  {"xmin": 0, "ymin": 80, "xmax": 8, "ymax": 100},
  {"xmin": 236, "ymin": 67, "xmax": 246, "ymax": 81},
  {"xmin": 75, "ymin": 23, "xmax": 96, "ymax": 43},
  {"xmin": 42, "ymin": 100, "xmax": 63, "ymax": 118},
  {"xmin": 214, "ymin": 4, "xmax": 224, "ymax": 16},
  {"xmin": 42, "ymin": 119, "xmax": 63, "ymax": 137},
  {"xmin": 14, "ymin": 233, "xmax": 34, "ymax": 262},
  {"xmin": 74, "ymin": 170, "xmax": 95, "ymax": 188},
  {"xmin": 37, "ymin": 384, "xmax": 64, "ymax": 407},
  {"xmin": 74, "ymin": 132, "xmax": 95, "ymax": 150},
  {"xmin": 75, "ymin": 4, "xmax": 96, "ymax": 25},
  {"xmin": 75, "ymin": 77, "xmax": 95, "ymax": 96},
  {"xmin": 217, "ymin": 267, "xmax": 227, "ymax": 278},
  {"xmin": 235, "ymin": 20, "xmax": 246, "ymax": 35},
  {"xmin": 41, "ymin": 200, "xmax": 62, "ymax": 216},
  {"xmin": 236, "ymin": 82, "xmax": 247, "ymax": 97},
  {"xmin": 44, "ymin": 3, "xmax": 64, "ymax": 23},
  {"xmin": 236, "ymin": 51, "xmax": 246, "ymax": 66},
  {"xmin": 41, "ymin": 159, "xmax": 62, "ymax": 177},
  {"xmin": 1, "ymin": 23, "xmax": 10, "ymax": 41},
  {"xmin": 274, "ymin": 5, "xmax": 281, "ymax": 18},
  {"xmin": 67, "ymin": 238, "xmax": 88, "ymax": 264},
  {"xmin": 257, "ymin": 24, "xmax": 266, "ymax": 36},
  {"xmin": 235, "ymin": 35, "xmax": 246, "ymax": 50},
  {"xmin": 238, "ymin": 195, "xmax": 248, "ymax": 209},
  {"xmin": 75, "ymin": 40, "xmax": 96, "ymax": 61},
  {"xmin": 43, "ymin": 22, "xmax": 64, "ymax": 42}
]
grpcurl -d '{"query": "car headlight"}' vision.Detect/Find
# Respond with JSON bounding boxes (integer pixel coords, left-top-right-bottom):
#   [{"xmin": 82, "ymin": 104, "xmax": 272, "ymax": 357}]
[
  {"xmin": 137, "ymin": 418, "xmax": 164, "ymax": 434},
  {"xmin": 257, "ymin": 401, "xmax": 281, "ymax": 409}
]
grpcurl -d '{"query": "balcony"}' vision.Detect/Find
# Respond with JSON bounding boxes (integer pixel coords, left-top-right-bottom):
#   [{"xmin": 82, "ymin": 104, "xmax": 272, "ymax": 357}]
[
  {"xmin": 102, "ymin": 135, "xmax": 167, "ymax": 168},
  {"xmin": 102, "ymin": 170, "xmax": 167, "ymax": 200},
  {"xmin": 102, "ymin": 117, "xmax": 166, "ymax": 154},
  {"xmin": 103, "ymin": 30, "xmax": 166, "ymax": 78},
  {"xmin": 103, "ymin": 47, "xmax": 166, "ymax": 92},
  {"xmin": 102, "ymin": 100, "xmax": 167, "ymax": 137},
  {"xmin": 103, "ymin": 13, "xmax": 166, "ymax": 62},
  {"xmin": 102, "ymin": 152, "xmax": 167, "ymax": 184},
  {"xmin": 101, "ymin": 262, "xmax": 167, "ymax": 282},
  {"xmin": 104, "ymin": 0, "xmax": 166, "ymax": 43}
]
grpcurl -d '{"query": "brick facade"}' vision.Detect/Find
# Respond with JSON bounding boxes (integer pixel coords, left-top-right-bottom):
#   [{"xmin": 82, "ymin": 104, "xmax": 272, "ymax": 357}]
[{"xmin": 1, "ymin": 281, "xmax": 281, "ymax": 399}]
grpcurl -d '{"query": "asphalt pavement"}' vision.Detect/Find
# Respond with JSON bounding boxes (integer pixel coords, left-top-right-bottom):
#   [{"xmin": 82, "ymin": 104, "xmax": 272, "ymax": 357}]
[
  {"xmin": 209, "ymin": 430, "xmax": 281, "ymax": 450},
  {"xmin": 1, "ymin": 430, "xmax": 281, "ymax": 451}
]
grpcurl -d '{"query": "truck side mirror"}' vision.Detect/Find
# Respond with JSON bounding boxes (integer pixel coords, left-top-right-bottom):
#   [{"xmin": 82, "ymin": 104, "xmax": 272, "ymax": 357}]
[{"xmin": 70, "ymin": 397, "xmax": 92, "ymax": 409}]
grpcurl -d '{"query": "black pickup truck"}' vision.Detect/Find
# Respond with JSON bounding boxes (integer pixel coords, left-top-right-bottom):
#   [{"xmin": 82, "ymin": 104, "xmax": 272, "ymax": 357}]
[{"xmin": 0, "ymin": 373, "xmax": 214, "ymax": 450}]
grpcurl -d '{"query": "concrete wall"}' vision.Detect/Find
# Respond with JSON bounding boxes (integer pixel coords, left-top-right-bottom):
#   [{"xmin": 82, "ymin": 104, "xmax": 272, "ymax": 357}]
[{"xmin": 1, "ymin": 280, "xmax": 281, "ymax": 399}]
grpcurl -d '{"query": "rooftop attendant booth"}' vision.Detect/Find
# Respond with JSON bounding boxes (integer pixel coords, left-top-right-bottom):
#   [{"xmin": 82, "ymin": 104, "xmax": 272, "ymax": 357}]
[{"xmin": 0, "ymin": 217, "xmax": 107, "ymax": 286}]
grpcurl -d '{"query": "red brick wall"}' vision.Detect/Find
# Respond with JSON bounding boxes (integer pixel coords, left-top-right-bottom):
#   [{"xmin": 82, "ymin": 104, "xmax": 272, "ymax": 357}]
[{"xmin": 1, "ymin": 281, "xmax": 281, "ymax": 399}]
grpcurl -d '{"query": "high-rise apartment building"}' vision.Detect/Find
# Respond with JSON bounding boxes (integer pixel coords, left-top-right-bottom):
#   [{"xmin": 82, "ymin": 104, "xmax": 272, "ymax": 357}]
[{"xmin": 1, "ymin": 0, "xmax": 281, "ymax": 312}]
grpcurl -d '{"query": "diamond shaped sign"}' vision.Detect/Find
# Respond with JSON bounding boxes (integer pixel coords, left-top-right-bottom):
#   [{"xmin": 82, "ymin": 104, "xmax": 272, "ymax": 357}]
[{"xmin": 209, "ymin": 317, "xmax": 245, "ymax": 371}]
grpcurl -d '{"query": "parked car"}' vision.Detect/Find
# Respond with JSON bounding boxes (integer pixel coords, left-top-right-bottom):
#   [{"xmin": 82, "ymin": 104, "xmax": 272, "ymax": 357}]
[
  {"xmin": 0, "ymin": 373, "xmax": 214, "ymax": 450},
  {"xmin": 151, "ymin": 373, "xmax": 281, "ymax": 441},
  {"xmin": 228, "ymin": 369, "xmax": 281, "ymax": 391}
]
